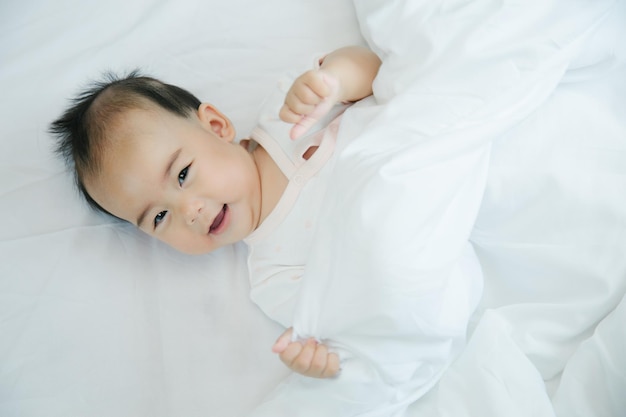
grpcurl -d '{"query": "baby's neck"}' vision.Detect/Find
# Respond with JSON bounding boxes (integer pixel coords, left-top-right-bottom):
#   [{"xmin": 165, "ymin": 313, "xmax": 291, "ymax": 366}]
[{"xmin": 250, "ymin": 142, "xmax": 288, "ymax": 226}]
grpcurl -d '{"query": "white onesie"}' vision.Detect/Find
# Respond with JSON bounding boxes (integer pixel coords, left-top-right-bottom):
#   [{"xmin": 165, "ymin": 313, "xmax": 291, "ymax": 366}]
[{"xmin": 243, "ymin": 76, "xmax": 349, "ymax": 327}]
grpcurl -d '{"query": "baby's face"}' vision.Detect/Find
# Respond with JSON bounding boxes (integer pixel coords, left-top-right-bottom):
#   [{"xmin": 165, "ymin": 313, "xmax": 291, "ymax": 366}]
[{"xmin": 86, "ymin": 104, "xmax": 262, "ymax": 254}]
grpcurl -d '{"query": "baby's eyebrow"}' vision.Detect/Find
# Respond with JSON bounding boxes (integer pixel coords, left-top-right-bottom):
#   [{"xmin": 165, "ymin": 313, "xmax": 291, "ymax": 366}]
[
  {"xmin": 164, "ymin": 149, "xmax": 182, "ymax": 182},
  {"xmin": 136, "ymin": 148, "xmax": 182, "ymax": 227},
  {"xmin": 136, "ymin": 206, "xmax": 150, "ymax": 228}
]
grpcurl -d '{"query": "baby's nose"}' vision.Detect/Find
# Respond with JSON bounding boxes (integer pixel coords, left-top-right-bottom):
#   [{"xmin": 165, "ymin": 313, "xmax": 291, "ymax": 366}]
[{"xmin": 182, "ymin": 198, "xmax": 204, "ymax": 226}]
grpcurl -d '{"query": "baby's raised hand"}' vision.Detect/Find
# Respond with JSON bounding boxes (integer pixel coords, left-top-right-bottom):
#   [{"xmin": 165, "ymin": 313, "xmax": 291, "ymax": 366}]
[
  {"xmin": 279, "ymin": 46, "xmax": 380, "ymax": 139},
  {"xmin": 279, "ymin": 70, "xmax": 340, "ymax": 140},
  {"xmin": 272, "ymin": 327, "xmax": 340, "ymax": 378}
]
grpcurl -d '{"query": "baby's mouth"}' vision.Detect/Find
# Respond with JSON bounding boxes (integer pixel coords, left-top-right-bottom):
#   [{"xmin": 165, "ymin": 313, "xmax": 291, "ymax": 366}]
[{"xmin": 209, "ymin": 204, "xmax": 228, "ymax": 234}]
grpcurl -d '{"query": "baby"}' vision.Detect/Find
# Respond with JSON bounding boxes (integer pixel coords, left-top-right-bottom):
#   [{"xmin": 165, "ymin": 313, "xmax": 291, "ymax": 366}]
[{"xmin": 50, "ymin": 46, "xmax": 381, "ymax": 379}]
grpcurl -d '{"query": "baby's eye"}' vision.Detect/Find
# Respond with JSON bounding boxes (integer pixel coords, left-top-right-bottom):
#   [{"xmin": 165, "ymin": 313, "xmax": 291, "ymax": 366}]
[
  {"xmin": 154, "ymin": 210, "xmax": 167, "ymax": 228},
  {"xmin": 178, "ymin": 165, "xmax": 190, "ymax": 186}
]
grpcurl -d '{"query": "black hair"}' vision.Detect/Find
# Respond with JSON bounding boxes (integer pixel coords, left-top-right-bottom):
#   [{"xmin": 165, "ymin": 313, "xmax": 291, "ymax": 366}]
[{"xmin": 49, "ymin": 70, "xmax": 202, "ymax": 217}]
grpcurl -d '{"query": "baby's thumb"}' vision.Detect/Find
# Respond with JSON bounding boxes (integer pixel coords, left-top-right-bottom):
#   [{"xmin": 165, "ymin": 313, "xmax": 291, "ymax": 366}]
[{"xmin": 272, "ymin": 327, "xmax": 294, "ymax": 353}]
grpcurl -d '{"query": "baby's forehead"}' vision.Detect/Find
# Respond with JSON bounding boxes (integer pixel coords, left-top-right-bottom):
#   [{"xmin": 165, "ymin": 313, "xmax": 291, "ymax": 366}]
[
  {"xmin": 107, "ymin": 103, "xmax": 168, "ymax": 138},
  {"xmin": 96, "ymin": 108, "xmax": 159, "ymax": 161},
  {"xmin": 118, "ymin": 104, "xmax": 160, "ymax": 124},
  {"xmin": 102, "ymin": 103, "xmax": 193, "ymax": 157},
  {"xmin": 93, "ymin": 93, "xmax": 196, "ymax": 156}
]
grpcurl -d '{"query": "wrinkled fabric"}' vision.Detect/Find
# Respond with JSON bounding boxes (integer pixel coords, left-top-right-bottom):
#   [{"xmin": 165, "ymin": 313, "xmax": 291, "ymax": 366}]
[{"xmin": 248, "ymin": 0, "xmax": 617, "ymax": 416}]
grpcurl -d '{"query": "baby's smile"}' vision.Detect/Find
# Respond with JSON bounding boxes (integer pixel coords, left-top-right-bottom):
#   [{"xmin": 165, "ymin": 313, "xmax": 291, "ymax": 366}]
[{"xmin": 209, "ymin": 204, "xmax": 229, "ymax": 234}]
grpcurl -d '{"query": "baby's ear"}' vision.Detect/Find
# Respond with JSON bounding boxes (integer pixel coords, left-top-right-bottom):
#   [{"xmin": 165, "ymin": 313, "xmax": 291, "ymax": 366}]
[{"xmin": 197, "ymin": 103, "xmax": 236, "ymax": 141}]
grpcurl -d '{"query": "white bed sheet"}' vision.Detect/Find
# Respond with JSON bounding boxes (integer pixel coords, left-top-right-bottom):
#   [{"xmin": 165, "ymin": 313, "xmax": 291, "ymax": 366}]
[
  {"xmin": 1, "ymin": 0, "xmax": 625, "ymax": 416},
  {"xmin": 0, "ymin": 1, "xmax": 362, "ymax": 416}
]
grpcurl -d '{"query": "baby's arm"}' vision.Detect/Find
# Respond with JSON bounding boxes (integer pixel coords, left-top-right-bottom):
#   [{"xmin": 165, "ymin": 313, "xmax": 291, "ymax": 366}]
[
  {"xmin": 280, "ymin": 46, "xmax": 381, "ymax": 139},
  {"xmin": 272, "ymin": 327, "xmax": 340, "ymax": 378}
]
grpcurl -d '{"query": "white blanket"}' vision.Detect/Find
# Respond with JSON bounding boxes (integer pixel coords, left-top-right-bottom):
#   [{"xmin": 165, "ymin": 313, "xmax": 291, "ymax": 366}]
[{"xmin": 249, "ymin": 0, "xmax": 625, "ymax": 416}]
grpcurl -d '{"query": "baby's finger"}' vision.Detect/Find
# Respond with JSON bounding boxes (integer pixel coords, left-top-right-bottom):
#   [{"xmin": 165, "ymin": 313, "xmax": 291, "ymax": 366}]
[
  {"xmin": 289, "ymin": 339, "xmax": 318, "ymax": 374},
  {"xmin": 279, "ymin": 105, "xmax": 302, "ymax": 124},
  {"xmin": 321, "ymin": 351, "xmax": 340, "ymax": 378},
  {"xmin": 292, "ymin": 83, "xmax": 325, "ymax": 106},
  {"xmin": 308, "ymin": 343, "xmax": 330, "ymax": 377},
  {"xmin": 272, "ymin": 327, "xmax": 294, "ymax": 354},
  {"xmin": 278, "ymin": 340, "xmax": 304, "ymax": 365},
  {"xmin": 289, "ymin": 98, "xmax": 334, "ymax": 140},
  {"xmin": 283, "ymin": 92, "xmax": 317, "ymax": 116}
]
